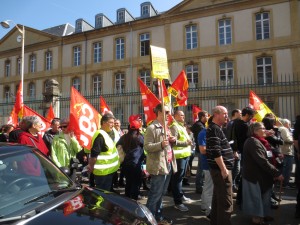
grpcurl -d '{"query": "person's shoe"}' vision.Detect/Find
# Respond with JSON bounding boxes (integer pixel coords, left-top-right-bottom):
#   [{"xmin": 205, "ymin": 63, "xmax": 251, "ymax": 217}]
[
  {"xmin": 190, "ymin": 172, "xmax": 196, "ymax": 176},
  {"xmin": 271, "ymin": 199, "xmax": 278, "ymax": 209},
  {"xmin": 157, "ymin": 217, "xmax": 173, "ymax": 225},
  {"xmin": 174, "ymin": 204, "xmax": 189, "ymax": 212},
  {"xmin": 206, "ymin": 213, "xmax": 211, "ymax": 221},
  {"xmin": 271, "ymin": 193, "xmax": 281, "ymax": 202},
  {"xmin": 232, "ymin": 192, "xmax": 237, "ymax": 199},
  {"xmin": 182, "ymin": 195, "xmax": 192, "ymax": 203},
  {"xmin": 200, "ymin": 208, "xmax": 206, "ymax": 213}
]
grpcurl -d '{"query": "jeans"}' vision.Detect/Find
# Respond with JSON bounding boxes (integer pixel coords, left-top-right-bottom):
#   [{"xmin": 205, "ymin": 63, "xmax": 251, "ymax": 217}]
[
  {"xmin": 171, "ymin": 157, "xmax": 188, "ymax": 204},
  {"xmin": 146, "ymin": 166, "xmax": 172, "ymax": 220},
  {"xmin": 232, "ymin": 154, "xmax": 241, "ymax": 189},
  {"xmin": 282, "ymin": 155, "xmax": 294, "ymax": 186},
  {"xmin": 196, "ymin": 153, "xmax": 204, "ymax": 192},
  {"xmin": 94, "ymin": 173, "xmax": 114, "ymax": 191}
]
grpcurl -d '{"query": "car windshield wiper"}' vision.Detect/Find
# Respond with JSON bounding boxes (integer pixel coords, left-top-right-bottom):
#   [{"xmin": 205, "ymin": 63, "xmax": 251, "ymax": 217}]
[{"xmin": 24, "ymin": 187, "xmax": 80, "ymax": 205}]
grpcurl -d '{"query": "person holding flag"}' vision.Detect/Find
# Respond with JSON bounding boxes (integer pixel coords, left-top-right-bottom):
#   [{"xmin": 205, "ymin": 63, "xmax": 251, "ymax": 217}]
[{"xmin": 87, "ymin": 113, "xmax": 120, "ymax": 191}]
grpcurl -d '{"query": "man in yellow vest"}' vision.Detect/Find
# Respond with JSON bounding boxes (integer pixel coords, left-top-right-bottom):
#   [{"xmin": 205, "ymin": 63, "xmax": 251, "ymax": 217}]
[
  {"xmin": 87, "ymin": 113, "xmax": 120, "ymax": 191},
  {"xmin": 170, "ymin": 110, "xmax": 193, "ymax": 212}
]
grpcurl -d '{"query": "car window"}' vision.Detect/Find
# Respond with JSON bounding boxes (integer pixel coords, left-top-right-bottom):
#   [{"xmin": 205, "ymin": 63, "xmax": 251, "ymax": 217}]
[{"xmin": 0, "ymin": 149, "xmax": 73, "ymax": 218}]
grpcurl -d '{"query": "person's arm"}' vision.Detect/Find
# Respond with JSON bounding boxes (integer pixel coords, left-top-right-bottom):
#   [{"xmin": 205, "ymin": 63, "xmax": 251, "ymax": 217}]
[
  {"xmin": 199, "ymin": 145, "xmax": 206, "ymax": 155},
  {"xmin": 215, "ymin": 156, "xmax": 228, "ymax": 179}
]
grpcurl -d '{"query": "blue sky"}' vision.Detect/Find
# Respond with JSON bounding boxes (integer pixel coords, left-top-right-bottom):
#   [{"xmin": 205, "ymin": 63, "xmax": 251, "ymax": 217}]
[{"xmin": 0, "ymin": 0, "xmax": 182, "ymax": 39}]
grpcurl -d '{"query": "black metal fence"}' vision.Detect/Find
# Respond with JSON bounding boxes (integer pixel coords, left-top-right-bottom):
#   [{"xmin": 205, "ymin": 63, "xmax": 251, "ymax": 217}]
[{"xmin": 1, "ymin": 73, "xmax": 299, "ymax": 126}]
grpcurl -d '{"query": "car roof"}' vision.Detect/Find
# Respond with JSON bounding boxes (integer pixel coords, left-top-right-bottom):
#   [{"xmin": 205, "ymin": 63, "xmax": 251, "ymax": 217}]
[{"xmin": 0, "ymin": 143, "xmax": 35, "ymax": 155}]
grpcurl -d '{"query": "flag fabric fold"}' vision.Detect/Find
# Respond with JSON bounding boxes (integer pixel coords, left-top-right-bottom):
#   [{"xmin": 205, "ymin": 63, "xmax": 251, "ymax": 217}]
[
  {"xmin": 192, "ymin": 105, "xmax": 202, "ymax": 122},
  {"xmin": 46, "ymin": 104, "xmax": 55, "ymax": 122},
  {"xmin": 15, "ymin": 81, "xmax": 24, "ymax": 119},
  {"xmin": 138, "ymin": 77, "xmax": 160, "ymax": 125},
  {"xmin": 168, "ymin": 70, "xmax": 189, "ymax": 106},
  {"xmin": 100, "ymin": 96, "xmax": 112, "ymax": 115},
  {"xmin": 249, "ymin": 90, "xmax": 275, "ymax": 122},
  {"xmin": 69, "ymin": 87, "xmax": 101, "ymax": 150}
]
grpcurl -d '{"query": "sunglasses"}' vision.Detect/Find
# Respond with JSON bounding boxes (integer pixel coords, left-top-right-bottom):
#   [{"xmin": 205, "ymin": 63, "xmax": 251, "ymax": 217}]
[{"xmin": 60, "ymin": 125, "xmax": 68, "ymax": 128}]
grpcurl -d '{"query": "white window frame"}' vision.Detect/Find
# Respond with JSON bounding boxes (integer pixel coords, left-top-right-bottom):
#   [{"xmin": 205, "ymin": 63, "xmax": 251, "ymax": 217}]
[
  {"xmin": 93, "ymin": 75, "xmax": 102, "ymax": 95},
  {"xmin": 219, "ymin": 61, "xmax": 234, "ymax": 86},
  {"xmin": 256, "ymin": 12, "xmax": 270, "ymax": 40},
  {"xmin": 30, "ymin": 55, "xmax": 36, "ymax": 73},
  {"xmin": 5, "ymin": 60, "xmax": 10, "ymax": 77},
  {"xmin": 140, "ymin": 33, "xmax": 150, "ymax": 56},
  {"xmin": 117, "ymin": 10, "xmax": 125, "ymax": 22},
  {"xmin": 115, "ymin": 73, "xmax": 125, "ymax": 93},
  {"xmin": 257, "ymin": 57, "xmax": 273, "ymax": 85},
  {"xmin": 73, "ymin": 46, "xmax": 81, "ymax": 66},
  {"xmin": 72, "ymin": 77, "xmax": 81, "ymax": 91},
  {"xmin": 185, "ymin": 64, "xmax": 198, "ymax": 87},
  {"xmin": 4, "ymin": 86, "xmax": 10, "ymax": 102},
  {"xmin": 218, "ymin": 19, "xmax": 232, "ymax": 45},
  {"xmin": 140, "ymin": 70, "xmax": 151, "ymax": 87},
  {"xmin": 141, "ymin": 5, "xmax": 149, "ymax": 16},
  {"xmin": 28, "ymin": 82, "xmax": 36, "ymax": 99},
  {"xmin": 185, "ymin": 25, "xmax": 198, "ymax": 50},
  {"xmin": 116, "ymin": 38, "xmax": 125, "ymax": 60},
  {"xmin": 93, "ymin": 42, "xmax": 102, "ymax": 63},
  {"xmin": 46, "ymin": 51, "xmax": 52, "ymax": 71}
]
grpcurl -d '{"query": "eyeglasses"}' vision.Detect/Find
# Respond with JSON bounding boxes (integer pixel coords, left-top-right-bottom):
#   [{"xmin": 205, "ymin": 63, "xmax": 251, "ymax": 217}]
[
  {"xmin": 60, "ymin": 125, "xmax": 68, "ymax": 128},
  {"xmin": 258, "ymin": 127, "xmax": 266, "ymax": 130}
]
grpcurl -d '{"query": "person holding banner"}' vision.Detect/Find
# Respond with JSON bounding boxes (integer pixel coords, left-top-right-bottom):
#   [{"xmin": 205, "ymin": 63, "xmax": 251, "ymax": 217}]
[
  {"xmin": 88, "ymin": 113, "xmax": 120, "ymax": 191},
  {"xmin": 144, "ymin": 103, "xmax": 176, "ymax": 225}
]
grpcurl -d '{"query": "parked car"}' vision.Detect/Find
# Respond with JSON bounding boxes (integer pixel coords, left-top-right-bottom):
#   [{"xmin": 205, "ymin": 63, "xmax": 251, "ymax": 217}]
[{"xmin": 0, "ymin": 143, "xmax": 156, "ymax": 225}]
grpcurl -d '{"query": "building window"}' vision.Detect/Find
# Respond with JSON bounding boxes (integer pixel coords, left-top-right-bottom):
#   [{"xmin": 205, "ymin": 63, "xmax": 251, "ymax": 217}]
[
  {"xmin": 218, "ymin": 19, "xmax": 232, "ymax": 45},
  {"xmin": 141, "ymin": 5, "xmax": 149, "ymax": 16},
  {"xmin": 46, "ymin": 51, "xmax": 52, "ymax": 71},
  {"xmin": 115, "ymin": 73, "xmax": 125, "ymax": 93},
  {"xmin": 17, "ymin": 58, "xmax": 21, "ymax": 75},
  {"xmin": 28, "ymin": 82, "xmax": 35, "ymax": 99},
  {"xmin": 93, "ymin": 42, "xmax": 102, "ymax": 63},
  {"xmin": 256, "ymin": 12, "xmax": 270, "ymax": 40},
  {"xmin": 185, "ymin": 25, "xmax": 198, "ymax": 50},
  {"xmin": 116, "ymin": 38, "xmax": 125, "ymax": 60},
  {"xmin": 30, "ymin": 54, "xmax": 36, "ymax": 73},
  {"xmin": 95, "ymin": 16, "xmax": 102, "ymax": 28},
  {"xmin": 140, "ymin": 33, "xmax": 150, "ymax": 56},
  {"xmin": 117, "ymin": 10, "xmax": 125, "ymax": 23},
  {"xmin": 5, "ymin": 60, "xmax": 10, "ymax": 77},
  {"xmin": 93, "ymin": 75, "xmax": 102, "ymax": 95},
  {"xmin": 73, "ymin": 46, "xmax": 81, "ymax": 66},
  {"xmin": 114, "ymin": 107, "xmax": 124, "ymax": 124},
  {"xmin": 4, "ymin": 86, "xmax": 10, "ymax": 103},
  {"xmin": 185, "ymin": 65, "xmax": 198, "ymax": 87},
  {"xmin": 257, "ymin": 57, "xmax": 272, "ymax": 85},
  {"xmin": 72, "ymin": 77, "xmax": 81, "ymax": 91},
  {"xmin": 219, "ymin": 61, "xmax": 234, "ymax": 86},
  {"xmin": 140, "ymin": 69, "xmax": 151, "ymax": 87},
  {"xmin": 76, "ymin": 20, "xmax": 82, "ymax": 33}
]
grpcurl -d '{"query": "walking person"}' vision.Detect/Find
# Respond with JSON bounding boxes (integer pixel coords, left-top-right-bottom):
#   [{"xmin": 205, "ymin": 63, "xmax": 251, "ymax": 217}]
[
  {"xmin": 206, "ymin": 106, "xmax": 234, "ymax": 225},
  {"xmin": 144, "ymin": 103, "xmax": 177, "ymax": 225}
]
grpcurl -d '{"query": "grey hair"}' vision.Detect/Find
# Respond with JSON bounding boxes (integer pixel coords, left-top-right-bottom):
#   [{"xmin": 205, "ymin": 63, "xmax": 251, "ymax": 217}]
[
  {"xmin": 280, "ymin": 118, "xmax": 290, "ymax": 126},
  {"xmin": 248, "ymin": 122, "xmax": 264, "ymax": 136},
  {"xmin": 23, "ymin": 115, "xmax": 41, "ymax": 131},
  {"xmin": 211, "ymin": 105, "xmax": 226, "ymax": 115}
]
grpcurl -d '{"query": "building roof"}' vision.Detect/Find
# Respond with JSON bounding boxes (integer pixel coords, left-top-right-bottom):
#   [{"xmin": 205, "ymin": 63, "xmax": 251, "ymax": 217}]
[{"xmin": 42, "ymin": 23, "xmax": 75, "ymax": 36}]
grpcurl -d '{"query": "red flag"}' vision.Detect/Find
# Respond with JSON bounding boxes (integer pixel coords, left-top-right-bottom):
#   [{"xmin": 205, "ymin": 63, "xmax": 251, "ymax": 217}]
[
  {"xmin": 46, "ymin": 104, "xmax": 55, "ymax": 122},
  {"xmin": 168, "ymin": 70, "xmax": 189, "ymax": 106},
  {"xmin": 158, "ymin": 80, "xmax": 170, "ymax": 104},
  {"xmin": 70, "ymin": 87, "xmax": 101, "ymax": 150},
  {"xmin": 100, "ymin": 96, "xmax": 112, "ymax": 115},
  {"xmin": 23, "ymin": 105, "xmax": 51, "ymax": 136},
  {"xmin": 192, "ymin": 105, "xmax": 202, "ymax": 122},
  {"xmin": 15, "ymin": 81, "xmax": 24, "ymax": 119},
  {"xmin": 138, "ymin": 77, "xmax": 160, "ymax": 125},
  {"xmin": 249, "ymin": 90, "xmax": 275, "ymax": 122},
  {"xmin": 7, "ymin": 106, "xmax": 18, "ymax": 126}
]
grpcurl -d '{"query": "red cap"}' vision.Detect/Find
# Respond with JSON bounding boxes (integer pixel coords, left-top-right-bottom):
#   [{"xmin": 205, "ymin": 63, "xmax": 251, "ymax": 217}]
[
  {"xmin": 129, "ymin": 114, "xmax": 141, "ymax": 123},
  {"xmin": 130, "ymin": 120, "xmax": 141, "ymax": 129}
]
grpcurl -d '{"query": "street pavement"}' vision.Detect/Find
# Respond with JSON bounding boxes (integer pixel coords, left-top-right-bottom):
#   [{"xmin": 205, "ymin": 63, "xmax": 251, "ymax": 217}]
[{"xmin": 115, "ymin": 159, "xmax": 300, "ymax": 225}]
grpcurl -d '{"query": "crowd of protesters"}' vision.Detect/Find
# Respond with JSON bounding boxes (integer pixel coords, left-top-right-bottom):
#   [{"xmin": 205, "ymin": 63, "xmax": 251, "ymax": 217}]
[{"xmin": 1, "ymin": 104, "xmax": 300, "ymax": 225}]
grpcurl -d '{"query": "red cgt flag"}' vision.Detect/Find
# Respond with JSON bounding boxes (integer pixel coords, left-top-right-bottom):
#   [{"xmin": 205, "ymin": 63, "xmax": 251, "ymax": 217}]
[
  {"xmin": 69, "ymin": 87, "xmax": 101, "ymax": 150},
  {"xmin": 22, "ymin": 105, "xmax": 51, "ymax": 136},
  {"xmin": 158, "ymin": 80, "xmax": 170, "ymax": 104},
  {"xmin": 46, "ymin": 104, "xmax": 55, "ymax": 122},
  {"xmin": 168, "ymin": 70, "xmax": 189, "ymax": 106},
  {"xmin": 100, "ymin": 96, "xmax": 112, "ymax": 115},
  {"xmin": 7, "ymin": 106, "xmax": 18, "ymax": 126},
  {"xmin": 192, "ymin": 105, "xmax": 202, "ymax": 122},
  {"xmin": 138, "ymin": 77, "xmax": 160, "ymax": 125}
]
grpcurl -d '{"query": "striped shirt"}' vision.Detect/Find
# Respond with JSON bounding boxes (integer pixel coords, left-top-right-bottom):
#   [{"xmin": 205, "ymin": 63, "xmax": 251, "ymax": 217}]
[{"xmin": 206, "ymin": 122, "xmax": 234, "ymax": 170}]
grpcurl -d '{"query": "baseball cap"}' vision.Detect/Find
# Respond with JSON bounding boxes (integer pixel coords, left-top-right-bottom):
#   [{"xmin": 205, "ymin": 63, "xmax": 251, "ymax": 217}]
[{"xmin": 129, "ymin": 114, "xmax": 141, "ymax": 123}]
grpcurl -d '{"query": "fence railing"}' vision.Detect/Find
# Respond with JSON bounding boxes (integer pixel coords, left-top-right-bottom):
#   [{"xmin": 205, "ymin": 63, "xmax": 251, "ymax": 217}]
[{"xmin": 0, "ymin": 73, "xmax": 299, "ymax": 126}]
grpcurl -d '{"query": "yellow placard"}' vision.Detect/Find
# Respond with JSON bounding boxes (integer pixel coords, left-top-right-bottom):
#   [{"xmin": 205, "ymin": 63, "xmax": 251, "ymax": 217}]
[{"xmin": 150, "ymin": 45, "xmax": 170, "ymax": 80}]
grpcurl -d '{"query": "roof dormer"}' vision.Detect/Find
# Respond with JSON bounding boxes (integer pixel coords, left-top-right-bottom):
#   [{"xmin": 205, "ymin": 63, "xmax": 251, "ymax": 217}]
[
  {"xmin": 116, "ymin": 8, "xmax": 135, "ymax": 24},
  {"xmin": 75, "ymin": 18, "xmax": 94, "ymax": 33},
  {"xmin": 95, "ymin": 13, "xmax": 113, "ymax": 29},
  {"xmin": 140, "ymin": 2, "xmax": 158, "ymax": 18}
]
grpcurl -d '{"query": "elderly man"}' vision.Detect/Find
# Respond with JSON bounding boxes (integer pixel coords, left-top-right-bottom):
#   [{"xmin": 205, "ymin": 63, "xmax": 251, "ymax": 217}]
[
  {"xmin": 170, "ymin": 110, "xmax": 192, "ymax": 211},
  {"xmin": 206, "ymin": 106, "xmax": 234, "ymax": 225}
]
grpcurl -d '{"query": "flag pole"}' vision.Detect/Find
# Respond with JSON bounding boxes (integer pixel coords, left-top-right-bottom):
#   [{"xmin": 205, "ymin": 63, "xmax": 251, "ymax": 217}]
[{"xmin": 158, "ymin": 79, "xmax": 167, "ymax": 139}]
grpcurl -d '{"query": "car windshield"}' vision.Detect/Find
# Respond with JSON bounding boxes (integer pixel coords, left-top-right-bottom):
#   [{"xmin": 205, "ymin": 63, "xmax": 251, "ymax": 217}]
[{"xmin": 0, "ymin": 148, "xmax": 73, "ymax": 219}]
